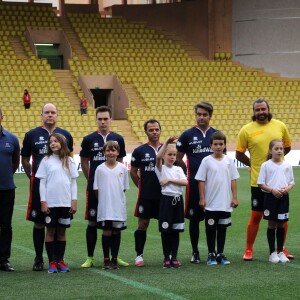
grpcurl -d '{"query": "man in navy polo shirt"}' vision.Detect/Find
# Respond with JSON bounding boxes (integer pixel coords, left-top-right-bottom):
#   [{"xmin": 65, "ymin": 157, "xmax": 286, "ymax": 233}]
[
  {"xmin": 131, "ymin": 119, "xmax": 162, "ymax": 267},
  {"xmin": 21, "ymin": 103, "xmax": 73, "ymax": 271},
  {"xmin": 0, "ymin": 108, "xmax": 20, "ymax": 272},
  {"xmin": 176, "ymin": 102, "xmax": 217, "ymax": 264},
  {"xmin": 80, "ymin": 106, "xmax": 127, "ymax": 268}
]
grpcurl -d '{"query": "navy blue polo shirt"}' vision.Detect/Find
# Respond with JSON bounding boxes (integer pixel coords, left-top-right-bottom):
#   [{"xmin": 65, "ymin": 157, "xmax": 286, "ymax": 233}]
[
  {"xmin": 80, "ymin": 131, "xmax": 126, "ymax": 184},
  {"xmin": 131, "ymin": 143, "xmax": 162, "ymax": 200},
  {"xmin": 21, "ymin": 126, "xmax": 73, "ymax": 175},
  {"xmin": 0, "ymin": 127, "xmax": 20, "ymax": 190},
  {"xmin": 176, "ymin": 126, "xmax": 217, "ymax": 180}
]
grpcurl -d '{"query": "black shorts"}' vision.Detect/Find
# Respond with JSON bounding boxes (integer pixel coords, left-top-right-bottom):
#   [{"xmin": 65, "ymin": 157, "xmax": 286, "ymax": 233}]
[
  {"xmin": 185, "ymin": 179, "xmax": 205, "ymax": 221},
  {"xmin": 205, "ymin": 210, "xmax": 232, "ymax": 229},
  {"xmin": 97, "ymin": 220, "xmax": 127, "ymax": 231},
  {"xmin": 251, "ymin": 186, "xmax": 264, "ymax": 211},
  {"xmin": 263, "ymin": 193, "xmax": 289, "ymax": 222},
  {"xmin": 158, "ymin": 194, "xmax": 184, "ymax": 233},
  {"xmin": 85, "ymin": 182, "xmax": 98, "ymax": 222},
  {"xmin": 26, "ymin": 177, "xmax": 45, "ymax": 224},
  {"xmin": 134, "ymin": 196, "xmax": 160, "ymax": 220},
  {"xmin": 44, "ymin": 207, "xmax": 72, "ymax": 228}
]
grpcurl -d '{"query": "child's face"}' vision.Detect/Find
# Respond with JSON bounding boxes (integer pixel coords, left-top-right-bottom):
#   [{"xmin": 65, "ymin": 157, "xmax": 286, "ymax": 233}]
[
  {"xmin": 163, "ymin": 147, "xmax": 177, "ymax": 167},
  {"xmin": 104, "ymin": 147, "xmax": 119, "ymax": 162},
  {"xmin": 211, "ymin": 139, "xmax": 225, "ymax": 156},
  {"xmin": 270, "ymin": 141, "xmax": 284, "ymax": 160},
  {"xmin": 49, "ymin": 136, "xmax": 61, "ymax": 154}
]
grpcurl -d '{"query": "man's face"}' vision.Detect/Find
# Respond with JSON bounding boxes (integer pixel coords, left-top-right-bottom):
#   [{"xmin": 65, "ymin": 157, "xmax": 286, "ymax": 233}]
[
  {"xmin": 96, "ymin": 111, "xmax": 111, "ymax": 134},
  {"xmin": 196, "ymin": 107, "xmax": 211, "ymax": 129},
  {"xmin": 145, "ymin": 122, "xmax": 161, "ymax": 143},
  {"xmin": 253, "ymin": 102, "xmax": 269, "ymax": 123},
  {"xmin": 41, "ymin": 104, "xmax": 58, "ymax": 126}
]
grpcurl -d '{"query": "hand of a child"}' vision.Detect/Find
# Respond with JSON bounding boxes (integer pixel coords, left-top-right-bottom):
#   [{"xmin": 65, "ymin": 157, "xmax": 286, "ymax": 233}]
[
  {"xmin": 70, "ymin": 200, "xmax": 77, "ymax": 214},
  {"xmin": 199, "ymin": 199, "xmax": 206, "ymax": 209},
  {"xmin": 167, "ymin": 136, "xmax": 178, "ymax": 144},
  {"xmin": 231, "ymin": 198, "xmax": 239, "ymax": 208},
  {"xmin": 160, "ymin": 179, "xmax": 169, "ymax": 186},
  {"xmin": 271, "ymin": 188, "xmax": 283, "ymax": 199},
  {"xmin": 41, "ymin": 202, "xmax": 49, "ymax": 214}
]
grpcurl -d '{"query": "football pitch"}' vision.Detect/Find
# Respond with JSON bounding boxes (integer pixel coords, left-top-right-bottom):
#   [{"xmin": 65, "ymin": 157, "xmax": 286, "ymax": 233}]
[{"xmin": 1, "ymin": 168, "xmax": 300, "ymax": 300}]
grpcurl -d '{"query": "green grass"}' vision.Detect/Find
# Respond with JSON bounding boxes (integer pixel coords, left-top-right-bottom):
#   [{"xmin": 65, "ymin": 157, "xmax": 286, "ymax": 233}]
[{"xmin": 1, "ymin": 168, "xmax": 300, "ymax": 300}]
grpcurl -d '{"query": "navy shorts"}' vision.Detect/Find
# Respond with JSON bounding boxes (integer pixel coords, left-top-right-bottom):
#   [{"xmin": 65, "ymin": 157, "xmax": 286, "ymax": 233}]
[
  {"xmin": 44, "ymin": 207, "xmax": 72, "ymax": 228},
  {"xmin": 185, "ymin": 179, "xmax": 205, "ymax": 221},
  {"xmin": 26, "ymin": 177, "xmax": 45, "ymax": 224},
  {"xmin": 251, "ymin": 186, "xmax": 264, "ymax": 212},
  {"xmin": 205, "ymin": 210, "xmax": 232, "ymax": 229},
  {"xmin": 263, "ymin": 193, "xmax": 289, "ymax": 222},
  {"xmin": 97, "ymin": 220, "xmax": 127, "ymax": 231},
  {"xmin": 85, "ymin": 181, "xmax": 98, "ymax": 222},
  {"xmin": 134, "ymin": 196, "xmax": 160, "ymax": 220},
  {"xmin": 158, "ymin": 194, "xmax": 185, "ymax": 233}
]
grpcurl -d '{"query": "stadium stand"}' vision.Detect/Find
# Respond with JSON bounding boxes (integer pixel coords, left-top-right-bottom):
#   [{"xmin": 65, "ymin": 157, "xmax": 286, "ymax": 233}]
[{"xmin": 0, "ymin": 2, "xmax": 300, "ymax": 151}]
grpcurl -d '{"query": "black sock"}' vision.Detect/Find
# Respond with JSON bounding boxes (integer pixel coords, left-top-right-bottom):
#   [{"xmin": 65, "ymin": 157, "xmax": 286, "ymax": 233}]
[
  {"xmin": 206, "ymin": 226, "xmax": 216, "ymax": 254},
  {"xmin": 217, "ymin": 227, "xmax": 227, "ymax": 254},
  {"xmin": 134, "ymin": 230, "xmax": 146, "ymax": 256},
  {"xmin": 267, "ymin": 228, "xmax": 276, "ymax": 254},
  {"xmin": 55, "ymin": 240, "xmax": 66, "ymax": 262},
  {"xmin": 111, "ymin": 232, "xmax": 121, "ymax": 259},
  {"xmin": 189, "ymin": 220, "xmax": 200, "ymax": 254},
  {"xmin": 171, "ymin": 232, "xmax": 179, "ymax": 260},
  {"xmin": 86, "ymin": 225, "xmax": 97, "ymax": 257},
  {"xmin": 45, "ymin": 241, "xmax": 55, "ymax": 263},
  {"xmin": 33, "ymin": 227, "xmax": 45, "ymax": 261},
  {"xmin": 276, "ymin": 227, "xmax": 285, "ymax": 253},
  {"xmin": 102, "ymin": 235, "xmax": 111, "ymax": 259},
  {"xmin": 161, "ymin": 232, "xmax": 171, "ymax": 260}
]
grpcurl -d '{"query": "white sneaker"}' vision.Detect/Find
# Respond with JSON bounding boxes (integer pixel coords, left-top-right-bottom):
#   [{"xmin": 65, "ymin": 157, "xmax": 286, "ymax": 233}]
[
  {"xmin": 269, "ymin": 252, "xmax": 280, "ymax": 263},
  {"xmin": 278, "ymin": 252, "xmax": 290, "ymax": 263},
  {"xmin": 135, "ymin": 255, "xmax": 145, "ymax": 267}
]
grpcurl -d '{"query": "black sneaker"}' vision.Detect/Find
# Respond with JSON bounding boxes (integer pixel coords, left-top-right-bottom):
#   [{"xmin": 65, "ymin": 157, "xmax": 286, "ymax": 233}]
[
  {"xmin": 216, "ymin": 253, "xmax": 230, "ymax": 265},
  {"xmin": 171, "ymin": 259, "xmax": 180, "ymax": 268},
  {"xmin": 102, "ymin": 258, "xmax": 111, "ymax": 270},
  {"xmin": 190, "ymin": 252, "xmax": 200, "ymax": 264},
  {"xmin": 110, "ymin": 258, "xmax": 119, "ymax": 270},
  {"xmin": 0, "ymin": 262, "xmax": 15, "ymax": 272},
  {"xmin": 163, "ymin": 259, "xmax": 171, "ymax": 268},
  {"xmin": 33, "ymin": 258, "xmax": 44, "ymax": 271}
]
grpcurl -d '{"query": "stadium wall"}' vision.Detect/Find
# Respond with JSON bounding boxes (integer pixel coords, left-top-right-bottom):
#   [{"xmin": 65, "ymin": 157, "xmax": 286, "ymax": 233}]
[{"xmin": 233, "ymin": 0, "xmax": 300, "ymax": 78}]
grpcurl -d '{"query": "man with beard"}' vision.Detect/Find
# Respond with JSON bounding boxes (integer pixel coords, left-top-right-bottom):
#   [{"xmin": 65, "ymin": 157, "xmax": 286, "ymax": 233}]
[{"xmin": 236, "ymin": 98, "xmax": 293, "ymax": 261}]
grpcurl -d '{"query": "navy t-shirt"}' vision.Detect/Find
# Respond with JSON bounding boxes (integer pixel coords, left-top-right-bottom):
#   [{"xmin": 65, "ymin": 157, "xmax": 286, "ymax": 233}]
[
  {"xmin": 131, "ymin": 143, "xmax": 162, "ymax": 200},
  {"xmin": 176, "ymin": 126, "xmax": 217, "ymax": 180},
  {"xmin": 0, "ymin": 128, "xmax": 20, "ymax": 190},
  {"xmin": 21, "ymin": 126, "xmax": 73, "ymax": 175},
  {"xmin": 80, "ymin": 131, "xmax": 126, "ymax": 184}
]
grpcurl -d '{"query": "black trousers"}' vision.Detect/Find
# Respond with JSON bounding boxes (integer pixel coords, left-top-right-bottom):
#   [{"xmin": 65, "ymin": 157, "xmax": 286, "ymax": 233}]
[{"xmin": 0, "ymin": 189, "xmax": 15, "ymax": 263}]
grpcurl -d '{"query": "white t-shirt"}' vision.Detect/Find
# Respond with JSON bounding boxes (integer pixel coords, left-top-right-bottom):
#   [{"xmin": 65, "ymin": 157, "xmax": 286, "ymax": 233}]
[
  {"xmin": 155, "ymin": 165, "xmax": 186, "ymax": 196},
  {"xmin": 195, "ymin": 155, "xmax": 240, "ymax": 212},
  {"xmin": 93, "ymin": 162, "xmax": 129, "ymax": 222},
  {"xmin": 257, "ymin": 159, "xmax": 294, "ymax": 192},
  {"xmin": 36, "ymin": 155, "xmax": 79, "ymax": 207}
]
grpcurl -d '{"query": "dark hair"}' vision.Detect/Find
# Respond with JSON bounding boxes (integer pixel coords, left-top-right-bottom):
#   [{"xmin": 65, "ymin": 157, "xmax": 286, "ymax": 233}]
[
  {"xmin": 251, "ymin": 98, "xmax": 273, "ymax": 121},
  {"xmin": 194, "ymin": 102, "xmax": 213, "ymax": 117},
  {"xmin": 267, "ymin": 139, "xmax": 283, "ymax": 160},
  {"xmin": 143, "ymin": 119, "xmax": 161, "ymax": 132},
  {"xmin": 47, "ymin": 132, "xmax": 70, "ymax": 171},
  {"xmin": 210, "ymin": 131, "xmax": 226, "ymax": 144},
  {"xmin": 96, "ymin": 106, "xmax": 112, "ymax": 118},
  {"xmin": 103, "ymin": 140, "xmax": 120, "ymax": 153}
]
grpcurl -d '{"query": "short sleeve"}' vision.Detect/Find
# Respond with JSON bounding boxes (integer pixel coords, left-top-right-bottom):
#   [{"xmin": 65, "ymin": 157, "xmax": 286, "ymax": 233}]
[
  {"xmin": 176, "ymin": 131, "xmax": 188, "ymax": 153},
  {"xmin": 194, "ymin": 158, "xmax": 207, "ymax": 181},
  {"xmin": 35, "ymin": 158, "xmax": 47, "ymax": 179},
  {"xmin": 69, "ymin": 158, "xmax": 79, "ymax": 178},
  {"xmin": 130, "ymin": 148, "xmax": 141, "ymax": 168},
  {"xmin": 236, "ymin": 127, "xmax": 248, "ymax": 153}
]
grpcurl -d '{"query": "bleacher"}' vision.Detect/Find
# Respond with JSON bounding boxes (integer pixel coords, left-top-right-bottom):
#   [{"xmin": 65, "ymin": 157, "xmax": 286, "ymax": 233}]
[{"xmin": 0, "ymin": 2, "xmax": 300, "ymax": 150}]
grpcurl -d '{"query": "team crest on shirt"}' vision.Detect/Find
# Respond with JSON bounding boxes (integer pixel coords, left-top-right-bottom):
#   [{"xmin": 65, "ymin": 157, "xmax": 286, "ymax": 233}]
[
  {"xmin": 131, "ymin": 156, "xmax": 136, "ymax": 162},
  {"xmin": 189, "ymin": 208, "xmax": 194, "ymax": 216},
  {"xmin": 31, "ymin": 210, "xmax": 37, "ymax": 218},
  {"xmin": 176, "ymin": 141, "xmax": 182, "ymax": 147},
  {"xmin": 119, "ymin": 172, "xmax": 124, "ymax": 178},
  {"xmin": 89, "ymin": 209, "xmax": 96, "ymax": 217},
  {"xmin": 45, "ymin": 216, "xmax": 51, "ymax": 224},
  {"xmin": 139, "ymin": 205, "xmax": 144, "ymax": 214},
  {"xmin": 162, "ymin": 222, "xmax": 169, "ymax": 229},
  {"xmin": 264, "ymin": 209, "xmax": 270, "ymax": 217},
  {"xmin": 252, "ymin": 199, "xmax": 258, "ymax": 207},
  {"xmin": 208, "ymin": 219, "xmax": 215, "ymax": 226}
]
